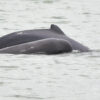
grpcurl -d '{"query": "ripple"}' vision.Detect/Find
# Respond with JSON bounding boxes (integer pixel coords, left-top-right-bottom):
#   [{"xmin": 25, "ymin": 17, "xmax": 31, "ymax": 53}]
[
  {"xmin": 0, "ymin": 82, "xmax": 4, "ymax": 85},
  {"xmin": 51, "ymin": 16, "xmax": 66, "ymax": 19},
  {"xmin": 0, "ymin": 76, "xmax": 30, "ymax": 80},
  {"xmin": 43, "ymin": 0, "xmax": 54, "ymax": 4},
  {"xmin": 79, "ymin": 74, "xmax": 90, "ymax": 79},
  {"xmin": 0, "ymin": 66, "xmax": 18, "ymax": 68},
  {"xmin": 7, "ymin": 95, "xmax": 54, "ymax": 100},
  {"xmin": 87, "ymin": 50, "xmax": 100, "ymax": 58}
]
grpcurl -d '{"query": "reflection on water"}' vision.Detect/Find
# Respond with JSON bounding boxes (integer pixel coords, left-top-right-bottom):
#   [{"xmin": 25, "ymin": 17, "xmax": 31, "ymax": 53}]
[{"xmin": 0, "ymin": 0, "xmax": 100, "ymax": 100}]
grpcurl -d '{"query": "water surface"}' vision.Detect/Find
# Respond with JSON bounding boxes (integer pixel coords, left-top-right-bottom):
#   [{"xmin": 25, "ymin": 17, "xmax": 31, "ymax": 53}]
[{"xmin": 0, "ymin": 0, "xmax": 100, "ymax": 100}]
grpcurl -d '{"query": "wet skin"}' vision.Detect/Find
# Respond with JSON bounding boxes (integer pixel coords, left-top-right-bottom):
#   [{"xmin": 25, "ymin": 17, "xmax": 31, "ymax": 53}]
[
  {"xmin": 0, "ymin": 38, "xmax": 72, "ymax": 54},
  {"xmin": 0, "ymin": 24, "xmax": 90, "ymax": 54}
]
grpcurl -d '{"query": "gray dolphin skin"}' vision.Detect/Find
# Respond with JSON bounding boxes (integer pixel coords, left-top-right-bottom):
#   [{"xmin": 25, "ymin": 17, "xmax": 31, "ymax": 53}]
[
  {"xmin": 0, "ymin": 24, "xmax": 89, "ymax": 54},
  {"xmin": 0, "ymin": 38, "xmax": 72, "ymax": 54}
]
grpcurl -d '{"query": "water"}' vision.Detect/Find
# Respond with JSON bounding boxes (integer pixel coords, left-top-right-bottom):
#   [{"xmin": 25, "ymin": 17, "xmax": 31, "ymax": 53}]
[{"xmin": 0, "ymin": 0, "xmax": 100, "ymax": 100}]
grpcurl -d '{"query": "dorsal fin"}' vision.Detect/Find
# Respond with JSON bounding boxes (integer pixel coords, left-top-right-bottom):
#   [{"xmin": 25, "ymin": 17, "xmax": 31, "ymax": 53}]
[{"xmin": 50, "ymin": 24, "xmax": 65, "ymax": 35}]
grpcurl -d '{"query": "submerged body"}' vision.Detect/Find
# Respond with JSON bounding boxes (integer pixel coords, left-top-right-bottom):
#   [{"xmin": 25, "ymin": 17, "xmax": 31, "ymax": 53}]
[{"xmin": 0, "ymin": 24, "xmax": 89, "ymax": 54}]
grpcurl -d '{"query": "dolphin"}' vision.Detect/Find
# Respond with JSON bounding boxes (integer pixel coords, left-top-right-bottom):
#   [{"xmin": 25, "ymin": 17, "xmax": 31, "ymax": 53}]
[
  {"xmin": 0, "ymin": 38, "xmax": 72, "ymax": 54},
  {"xmin": 0, "ymin": 24, "xmax": 89, "ymax": 54}
]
